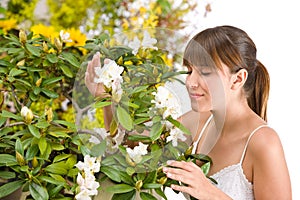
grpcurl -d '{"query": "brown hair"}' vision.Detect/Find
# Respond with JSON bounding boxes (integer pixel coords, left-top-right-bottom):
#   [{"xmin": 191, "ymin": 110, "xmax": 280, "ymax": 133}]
[{"xmin": 183, "ymin": 25, "xmax": 270, "ymax": 121}]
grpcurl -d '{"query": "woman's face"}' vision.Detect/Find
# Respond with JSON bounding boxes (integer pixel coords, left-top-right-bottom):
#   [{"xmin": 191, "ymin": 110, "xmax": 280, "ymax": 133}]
[{"xmin": 185, "ymin": 64, "xmax": 228, "ymax": 113}]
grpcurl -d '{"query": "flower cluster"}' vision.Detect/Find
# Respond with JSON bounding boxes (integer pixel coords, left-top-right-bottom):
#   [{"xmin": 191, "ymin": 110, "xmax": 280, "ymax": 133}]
[
  {"xmin": 128, "ymin": 30, "xmax": 158, "ymax": 55},
  {"xmin": 126, "ymin": 142, "xmax": 149, "ymax": 164},
  {"xmin": 75, "ymin": 155, "xmax": 101, "ymax": 200},
  {"xmin": 94, "ymin": 56, "xmax": 124, "ymax": 102}
]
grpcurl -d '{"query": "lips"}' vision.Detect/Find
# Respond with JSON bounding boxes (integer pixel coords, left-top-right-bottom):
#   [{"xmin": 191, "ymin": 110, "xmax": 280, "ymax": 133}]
[{"xmin": 189, "ymin": 93, "xmax": 204, "ymax": 99}]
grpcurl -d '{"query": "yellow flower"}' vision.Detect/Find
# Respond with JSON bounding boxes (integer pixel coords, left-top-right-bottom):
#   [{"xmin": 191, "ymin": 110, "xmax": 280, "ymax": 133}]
[
  {"xmin": 0, "ymin": 19, "xmax": 17, "ymax": 34},
  {"xmin": 65, "ymin": 28, "xmax": 86, "ymax": 47},
  {"xmin": 64, "ymin": 28, "xmax": 87, "ymax": 54},
  {"xmin": 30, "ymin": 24, "xmax": 59, "ymax": 40}
]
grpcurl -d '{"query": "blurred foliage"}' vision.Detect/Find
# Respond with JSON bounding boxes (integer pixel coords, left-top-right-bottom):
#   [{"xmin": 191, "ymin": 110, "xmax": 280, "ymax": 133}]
[{"xmin": 0, "ymin": 0, "xmax": 211, "ymax": 199}]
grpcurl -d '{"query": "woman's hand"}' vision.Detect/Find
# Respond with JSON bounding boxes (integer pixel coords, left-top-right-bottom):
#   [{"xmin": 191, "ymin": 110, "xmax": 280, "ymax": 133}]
[
  {"xmin": 84, "ymin": 52, "xmax": 107, "ymax": 98},
  {"xmin": 163, "ymin": 160, "xmax": 231, "ymax": 200}
]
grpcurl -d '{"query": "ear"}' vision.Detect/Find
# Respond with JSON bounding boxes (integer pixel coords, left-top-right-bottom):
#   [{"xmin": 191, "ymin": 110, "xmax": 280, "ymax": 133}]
[{"xmin": 231, "ymin": 69, "xmax": 248, "ymax": 90}]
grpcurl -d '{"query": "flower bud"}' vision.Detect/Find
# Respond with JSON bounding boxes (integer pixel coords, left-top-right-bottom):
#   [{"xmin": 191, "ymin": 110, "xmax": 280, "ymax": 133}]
[
  {"xmin": 54, "ymin": 37, "xmax": 62, "ymax": 52},
  {"xmin": 43, "ymin": 41, "xmax": 48, "ymax": 52},
  {"xmin": 45, "ymin": 107, "xmax": 53, "ymax": 122},
  {"xmin": 157, "ymin": 176, "xmax": 167, "ymax": 185},
  {"xmin": 117, "ymin": 56, "xmax": 123, "ymax": 65},
  {"xmin": 35, "ymin": 78, "xmax": 42, "ymax": 87},
  {"xmin": 16, "ymin": 59, "xmax": 25, "ymax": 67},
  {"xmin": 184, "ymin": 145, "xmax": 193, "ymax": 158},
  {"xmin": 0, "ymin": 91, "xmax": 4, "ymax": 108},
  {"xmin": 16, "ymin": 151, "xmax": 26, "ymax": 166},
  {"xmin": 21, "ymin": 106, "xmax": 34, "ymax": 124},
  {"xmin": 32, "ymin": 156, "xmax": 38, "ymax": 168},
  {"xmin": 135, "ymin": 180, "xmax": 143, "ymax": 191},
  {"xmin": 126, "ymin": 154, "xmax": 136, "ymax": 167},
  {"xmin": 19, "ymin": 30, "xmax": 27, "ymax": 44}
]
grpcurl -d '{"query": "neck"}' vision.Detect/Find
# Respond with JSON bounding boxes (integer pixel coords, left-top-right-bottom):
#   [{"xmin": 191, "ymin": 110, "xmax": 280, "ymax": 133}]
[{"xmin": 211, "ymin": 99, "xmax": 255, "ymax": 137}]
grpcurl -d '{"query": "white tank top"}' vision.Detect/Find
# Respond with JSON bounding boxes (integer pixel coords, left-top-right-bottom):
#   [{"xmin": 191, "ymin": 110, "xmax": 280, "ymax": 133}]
[{"xmin": 165, "ymin": 115, "xmax": 268, "ymax": 200}]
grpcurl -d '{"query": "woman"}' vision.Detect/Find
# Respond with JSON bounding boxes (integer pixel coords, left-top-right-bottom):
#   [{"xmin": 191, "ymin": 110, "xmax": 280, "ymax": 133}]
[
  {"xmin": 162, "ymin": 26, "xmax": 292, "ymax": 199},
  {"xmin": 85, "ymin": 26, "xmax": 292, "ymax": 199}
]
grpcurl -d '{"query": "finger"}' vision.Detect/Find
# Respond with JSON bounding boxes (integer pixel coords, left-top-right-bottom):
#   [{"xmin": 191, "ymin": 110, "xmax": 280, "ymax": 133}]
[
  {"xmin": 167, "ymin": 161, "xmax": 195, "ymax": 172},
  {"xmin": 91, "ymin": 52, "xmax": 101, "ymax": 70},
  {"xmin": 170, "ymin": 184, "xmax": 191, "ymax": 194}
]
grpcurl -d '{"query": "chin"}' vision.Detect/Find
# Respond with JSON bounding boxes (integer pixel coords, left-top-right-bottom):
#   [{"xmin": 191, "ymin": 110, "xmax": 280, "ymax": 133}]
[{"xmin": 190, "ymin": 102, "xmax": 211, "ymax": 113}]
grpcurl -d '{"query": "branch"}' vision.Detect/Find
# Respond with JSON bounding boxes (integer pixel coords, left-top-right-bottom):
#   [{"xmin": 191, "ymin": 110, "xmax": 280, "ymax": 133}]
[{"xmin": 77, "ymin": 129, "xmax": 102, "ymax": 141}]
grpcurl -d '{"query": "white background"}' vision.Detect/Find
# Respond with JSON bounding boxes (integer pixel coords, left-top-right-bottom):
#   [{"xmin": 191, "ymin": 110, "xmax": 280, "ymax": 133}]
[{"xmin": 188, "ymin": 0, "xmax": 300, "ymax": 198}]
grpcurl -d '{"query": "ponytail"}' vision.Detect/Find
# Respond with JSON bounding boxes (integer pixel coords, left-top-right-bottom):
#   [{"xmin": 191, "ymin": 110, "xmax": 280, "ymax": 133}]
[{"xmin": 247, "ymin": 60, "xmax": 270, "ymax": 121}]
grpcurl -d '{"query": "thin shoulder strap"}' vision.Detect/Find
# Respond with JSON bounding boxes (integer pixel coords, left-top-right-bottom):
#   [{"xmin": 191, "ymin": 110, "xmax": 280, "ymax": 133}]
[
  {"xmin": 239, "ymin": 124, "xmax": 269, "ymax": 163},
  {"xmin": 192, "ymin": 114, "xmax": 213, "ymax": 154}
]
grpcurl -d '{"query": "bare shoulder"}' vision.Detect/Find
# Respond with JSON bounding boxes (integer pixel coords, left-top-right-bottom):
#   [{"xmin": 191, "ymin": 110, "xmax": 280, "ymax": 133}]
[
  {"xmin": 247, "ymin": 127, "xmax": 292, "ymax": 198},
  {"xmin": 249, "ymin": 126, "xmax": 282, "ymax": 154},
  {"xmin": 248, "ymin": 126, "xmax": 283, "ymax": 157}
]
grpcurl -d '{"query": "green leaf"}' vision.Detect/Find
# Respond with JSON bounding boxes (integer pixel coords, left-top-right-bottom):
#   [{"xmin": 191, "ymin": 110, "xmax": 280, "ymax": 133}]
[
  {"xmin": 201, "ymin": 162, "xmax": 211, "ymax": 176},
  {"xmin": 42, "ymin": 76, "xmax": 63, "ymax": 86},
  {"xmin": 116, "ymin": 105, "xmax": 133, "ymax": 131},
  {"xmin": 60, "ymin": 52, "xmax": 80, "ymax": 68},
  {"xmin": 167, "ymin": 116, "xmax": 191, "ymax": 135},
  {"xmin": 149, "ymin": 122, "xmax": 163, "ymax": 141},
  {"xmin": 0, "ymin": 180, "xmax": 24, "ymax": 199},
  {"xmin": 155, "ymin": 188, "xmax": 167, "ymax": 200},
  {"xmin": 143, "ymin": 183, "xmax": 162, "ymax": 189},
  {"xmin": 143, "ymin": 170, "xmax": 157, "ymax": 184},
  {"xmin": 15, "ymin": 78, "xmax": 31, "ymax": 87},
  {"xmin": 101, "ymin": 166, "xmax": 121, "ymax": 182},
  {"xmin": 0, "ymin": 110, "xmax": 22, "ymax": 120},
  {"xmin": 29, "ymin": 182, "xmax": 49, "ymax": 200},
  {"xmin": 59, "ymin": 64, "xmax": 73, "ymax": 78},
  {"xmin": 0, "ymin": 171, "xmax": 16, "ymax": 179},
  {"xmin": 106, "ymin": 184, "xmax": 135, "ymax": 194},
  {"xmin": 28, "ymin": 125, "xmax": 41, "ymax": 138},
  {"xmin": 38, "ymin": 176, "xmax": 66, "ymax": 186},
  {"xmin": 38, "ymin": 137, "xmax": 47, "ymax": 155},
  {"xmin": 45, "ymin": 162, "xmax": 68, "ymax": 175},
  {"xmin": 15, "ymin": 138, "xmax": 24, "ymax": 155},
  {"xmin": 127, "ymin": 134, "xmax": 151, "ymax": 142},
  {"xmin": 35, "ymin": 120, "xmax": 50, "ymax": 129},
  {"xmin": 25, "ymin": 144, "xmax": 39, "ymax": 160},
  {"xmin": 0, "ymin": 154, "xmax": 16, "ymax": 164},
  {"xmin": 90, "ymin": 139, "xmax": 107, "ymax": 157},
  {"xmin": 9, "ymin": 68, "xmax": 25, "ymax": 77},
  {"xmin": 94, "ymin": 101, "xmax": 112, "ymax": 108},
  {"xmin": 111, "ymin": 190, "xmax": 136, "ymax": 200},
  {"xmin": 25, "ymin": 43, "xmax": 41, "ymax": 57},
  {"xmin": 53, "ymin": 154, "xmax": 72, "ymax": 163},
  {"xmin": 46, "ymin": 53, "xmax": 58, "ymax": 63},
  {"xmin": 41, "ymin": 88, "xmax": 59, "ymax": 99},
  {"xmin": 48, "ymin": 185, "xmax": 64, "ymax": 198},
  {"xmin": 140, "ymin": 192, "xmax": 157, "ymax": 200}
]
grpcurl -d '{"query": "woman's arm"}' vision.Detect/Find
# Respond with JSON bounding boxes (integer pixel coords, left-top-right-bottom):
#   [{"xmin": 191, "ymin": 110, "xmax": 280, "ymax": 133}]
[
  {"xmin": 85, "ymin": 52, "xmax": 112, "ymax": 130},
  {"xmin": 249, "ymin": 128, "xmax": 292, "ymax": 199}
]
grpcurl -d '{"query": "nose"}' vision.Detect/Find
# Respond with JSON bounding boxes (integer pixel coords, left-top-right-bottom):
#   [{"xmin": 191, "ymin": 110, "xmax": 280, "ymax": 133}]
[{"xmin": 186, "ymin": 72, "xmax": 199, "ymax": 89}]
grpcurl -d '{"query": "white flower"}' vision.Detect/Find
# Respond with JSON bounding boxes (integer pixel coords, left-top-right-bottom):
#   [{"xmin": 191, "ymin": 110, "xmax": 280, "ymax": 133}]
[
  {"xmin": 141, "ymin": 31, "xmax": 157, "ymax": 50},
  {"xmin": 111, "ymin": 77, "xmax": 123, "ymax": 102},
  {"xmin": 20, "ymin": 106, "xmax": 30, "ymax": 117},
  {"xmin": 75, "ymin": 155, "xmax": 100, "ymax": 173},
  {"xmin": 75, "ymin": 172, "xmax": 100, "ymax": 200},
  {"xmin": 94, "ymin": 58, "xmax": 124, "ymax": 88},
  {"xmin": 89, "ymin": 128, "xmax": 107, "ymax": 144},
  {"xmin": 106, "ymin": 129, "xmax": 125, "ymax": 153},
  {"xmin": 126, "ymin": 142, "xmax": 148, "ymax": 163},
  {"xmin": 128, "ymin": 36, "xmax": 141, "ymax": 55},
  {"xmin": 151, "ymin": 86, "xmax": 181, "ymax": 119},
  {"xmin": 59, "ymin": 30, "xmax": 72, "ymax": 43},
  {"xmin": 166, "ymin": 127, "xmax": 186, "ymax": 147}
]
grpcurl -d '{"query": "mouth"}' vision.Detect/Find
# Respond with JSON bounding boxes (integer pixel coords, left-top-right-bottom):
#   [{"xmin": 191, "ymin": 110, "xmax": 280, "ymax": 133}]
[{"xmin": 189, "ymin": 93, "xmax": 204, "ymax": 99}]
